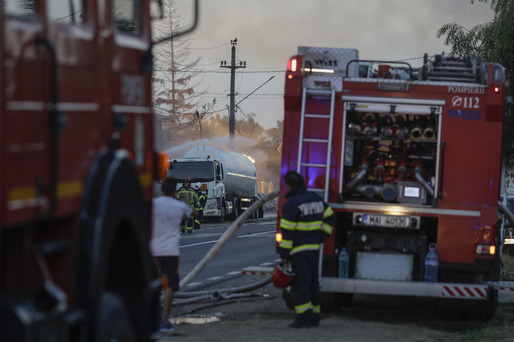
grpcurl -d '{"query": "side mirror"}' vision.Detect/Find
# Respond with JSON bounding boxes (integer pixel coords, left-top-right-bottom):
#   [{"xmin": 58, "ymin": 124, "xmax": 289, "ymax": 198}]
[
  {"xmin": 154, "ymin": 151, "xmax": 170, "ymax": 182},
  {"xmin": 152, "ymin": 0, "xmax": 199, "ymax": 44},
  {"xmin": 150, "ymin": 0, "xmax": 164, "ymax": 20}
]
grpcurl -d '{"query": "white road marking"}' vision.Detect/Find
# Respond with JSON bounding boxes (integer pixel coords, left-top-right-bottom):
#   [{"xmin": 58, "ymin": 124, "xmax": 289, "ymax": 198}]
[
  {"xmin": 260, "ymin": 262, "xmax": 274, "ymax": 266},
  {"xmin": 180, "ymin": 240, "xmax": 218, "ymax": 248},
  {"xmin": 237, "ymin": 230, "xmax": 275, "ymax": 238}
]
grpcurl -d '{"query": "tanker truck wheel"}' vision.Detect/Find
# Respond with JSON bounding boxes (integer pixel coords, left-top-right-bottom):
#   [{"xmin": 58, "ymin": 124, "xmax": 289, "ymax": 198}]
[
  {"xmin": 217, "ymin": 206, "xmax": 225, "ymax": 223},
  {"xmin": 229, "ymin": 200, "xmax": 239, "ymax": 220}
]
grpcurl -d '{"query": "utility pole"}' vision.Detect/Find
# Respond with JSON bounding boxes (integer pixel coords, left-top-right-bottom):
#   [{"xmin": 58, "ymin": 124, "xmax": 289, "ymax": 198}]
[{"xmin": 220, "ymin": 38, "xmax": 246, "ymax": 149}]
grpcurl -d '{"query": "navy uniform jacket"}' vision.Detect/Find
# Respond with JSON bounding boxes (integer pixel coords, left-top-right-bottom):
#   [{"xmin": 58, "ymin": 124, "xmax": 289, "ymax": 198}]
[{"xmin": 279, "ymin": 186, "xmax": 335, "ymax": 260}]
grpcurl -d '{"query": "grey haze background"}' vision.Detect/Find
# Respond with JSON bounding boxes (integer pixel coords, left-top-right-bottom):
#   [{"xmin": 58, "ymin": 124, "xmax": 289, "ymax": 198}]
[{"xmin": 171, "ymin": 0, "xmax": 493, "ymax": 129}]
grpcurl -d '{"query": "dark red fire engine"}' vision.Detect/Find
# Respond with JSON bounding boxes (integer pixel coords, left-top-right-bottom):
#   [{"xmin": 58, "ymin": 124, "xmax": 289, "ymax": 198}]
[
  {"xmin": 1, "ymin": 1, "xmax": 197, "ymax": 340},
  {"xmin": 278, "ymin": 46, "xmax": 506, "ymax": 317}
]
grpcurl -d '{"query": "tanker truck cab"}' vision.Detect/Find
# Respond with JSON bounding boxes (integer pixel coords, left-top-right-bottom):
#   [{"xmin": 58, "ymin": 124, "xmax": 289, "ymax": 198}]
[
  {"xmin": 169, "ymin": 145, "xmax": 260, "ymax": 222},
  {"xmin": 168, "ymin": 157, "xmax": 230, "ymax": 221}
]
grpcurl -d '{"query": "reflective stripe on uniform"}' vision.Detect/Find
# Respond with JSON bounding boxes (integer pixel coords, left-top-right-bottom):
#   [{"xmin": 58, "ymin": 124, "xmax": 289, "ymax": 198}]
[
  {"xmin": 323, "ymin": 206, "xmax": 333, "ymax": 219},
  {"xmin": 294, "ymin": 301, "xmax": 312, "ymax": 314},
  {"xmin": 322, "ymin": 222, "xmax": 333, "ymax": 235},
  {"xmin": 291, "ymin": 244, "xmax": 319, "ymax": 255},
  {"xmin": 296, "ymin": 220, "xmax": 322, "ymax": 231},
  {"xmin": 280, "ymin": 218, "xmax": 297, "ymax": 230},
  {"xmin": 280, "ymin": 239, "xmax": 293, "ymax": 249}
]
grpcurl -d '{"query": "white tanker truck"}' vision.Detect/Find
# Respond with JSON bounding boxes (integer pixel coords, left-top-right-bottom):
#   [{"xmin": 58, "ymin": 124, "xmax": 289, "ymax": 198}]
[{"xmin": 168, "ymin": 145, "xmax": 262, "ymax": 222}]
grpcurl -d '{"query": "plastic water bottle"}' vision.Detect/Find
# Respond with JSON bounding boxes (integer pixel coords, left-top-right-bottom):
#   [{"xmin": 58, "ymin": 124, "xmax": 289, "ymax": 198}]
[
  {"xmin": 338, "ymin": 248, "xmax": 349, "ymax": 278},
  {"xmin": 424, "ymin": 243, "xmax": 439, "ymax": 282}
]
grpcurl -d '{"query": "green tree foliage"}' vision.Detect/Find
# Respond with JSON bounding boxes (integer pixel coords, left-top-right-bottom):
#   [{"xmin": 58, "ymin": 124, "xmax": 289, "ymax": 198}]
[{"xmin": 436, "ymin": 0, "xmax": 514, "ymax": 166}]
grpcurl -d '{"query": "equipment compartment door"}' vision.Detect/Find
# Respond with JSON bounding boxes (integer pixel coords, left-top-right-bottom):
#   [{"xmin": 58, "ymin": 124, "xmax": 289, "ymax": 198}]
[{"xmin": 340, "ymin": 97, "xmax": 444, "ymax": 206}]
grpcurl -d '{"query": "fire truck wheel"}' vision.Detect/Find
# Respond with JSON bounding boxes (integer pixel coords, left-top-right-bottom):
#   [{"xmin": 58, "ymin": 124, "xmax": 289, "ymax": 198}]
[
  {"xmin": 95, "ymin": 292, "xmax": 136, "ymax": 342},
  {"xmin": 320, "ymin": 293, "xmax": 353, "ymax": 311}
]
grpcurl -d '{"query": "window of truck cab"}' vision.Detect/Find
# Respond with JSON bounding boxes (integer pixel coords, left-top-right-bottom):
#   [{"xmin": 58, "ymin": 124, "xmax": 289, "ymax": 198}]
[
  {"xmin": 114, "ymin": 0, "xmax": 141, "ymax": 37},
  {"xmin": 5, "ymin": 0, "xmax": 36, "ymax": 20},
  {"xmin": 47, "ymin": 0, "xmax": 85, "ymax": 25}
]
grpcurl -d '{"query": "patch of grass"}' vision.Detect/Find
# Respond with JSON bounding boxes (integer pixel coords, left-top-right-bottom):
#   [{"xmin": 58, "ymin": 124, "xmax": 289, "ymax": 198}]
[{"xmin": 453, "ymin": 304, "xmax": 514, "ymax": 342}]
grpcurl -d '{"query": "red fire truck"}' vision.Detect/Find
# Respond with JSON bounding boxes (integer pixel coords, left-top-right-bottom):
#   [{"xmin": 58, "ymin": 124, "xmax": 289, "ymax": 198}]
[
  {"xmin": 278, "ymin": 46, "xmax": 506, "ymax": 318},
  {"xmin": 1, "ymin": 1, "xmax": 196, "ymax": 340}
]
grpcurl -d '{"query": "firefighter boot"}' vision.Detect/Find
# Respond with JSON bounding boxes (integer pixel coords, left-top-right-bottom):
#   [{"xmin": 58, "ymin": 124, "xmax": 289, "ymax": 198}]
[
  {"xmin": 289, "ymin": 310, "xmax": 313, "ymax": 328},
  {"xmin": 311, "ymin": 314, "xmax": 320, "ymax": 327}
]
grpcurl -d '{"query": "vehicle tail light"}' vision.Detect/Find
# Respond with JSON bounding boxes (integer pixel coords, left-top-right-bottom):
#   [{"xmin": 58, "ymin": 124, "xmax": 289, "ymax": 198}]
[
  {"xmin": 476, "ymin": 244, "xmax": 496, "ymax": 255},
  {"xmin": 286, "ymin": 55, "xmax": 302, "ymax": 80},
  {"xmin": 475, "ymin": 224, "xmax": 496, "ymax": 256},
  {"xmin": 276, "ymin": 232, "xmax": 283, "ymax": 243}
]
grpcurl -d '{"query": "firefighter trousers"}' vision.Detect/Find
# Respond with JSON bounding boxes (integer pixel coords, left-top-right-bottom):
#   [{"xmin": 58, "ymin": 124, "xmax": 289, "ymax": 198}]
[{"xmin": 290, "ymin": 250, "xmax": 321, "ymax": 325}]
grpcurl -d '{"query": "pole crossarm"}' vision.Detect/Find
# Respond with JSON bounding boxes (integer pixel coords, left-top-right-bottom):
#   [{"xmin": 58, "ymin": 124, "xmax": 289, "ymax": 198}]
[{"xmin": 220, "ymin": 39, "xmax": 246, "ymax": 149}]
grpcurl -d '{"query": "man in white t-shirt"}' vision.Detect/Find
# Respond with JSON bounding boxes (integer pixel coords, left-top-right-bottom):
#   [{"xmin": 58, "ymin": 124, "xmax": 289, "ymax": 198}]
[{"xmin": 150, "ymin": 177, "xmax": 198, "ymax": 333}]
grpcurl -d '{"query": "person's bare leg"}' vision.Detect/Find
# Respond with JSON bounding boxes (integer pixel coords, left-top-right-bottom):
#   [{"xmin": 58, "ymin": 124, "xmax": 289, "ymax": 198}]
[{"xmin": 162, "ymin": 288, "xmax": 174, "ymax": 323}]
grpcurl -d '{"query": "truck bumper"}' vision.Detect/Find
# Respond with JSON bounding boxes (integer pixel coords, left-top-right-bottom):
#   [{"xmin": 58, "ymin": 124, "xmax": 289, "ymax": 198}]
[
  {"xmin": 321, "ymin": 277, "xmax": 491, "ymax": 300},
  {"xmin": 203, "ymin": 198, "xmax": 222, "ymax": 217}
]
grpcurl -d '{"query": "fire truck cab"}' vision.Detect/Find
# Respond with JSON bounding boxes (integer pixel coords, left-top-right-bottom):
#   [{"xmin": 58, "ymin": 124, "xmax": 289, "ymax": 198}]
[
  {"xmin": 0, "ymin": 1, "xmax": 195, "ymax": 340},
  {"xmin": 280, "ymin": 46, "xmax": 506, "ymax": 318}
]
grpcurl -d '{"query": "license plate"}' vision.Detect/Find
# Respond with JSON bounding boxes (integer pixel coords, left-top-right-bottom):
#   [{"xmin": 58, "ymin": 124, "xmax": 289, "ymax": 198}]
[
  {"xmin": 505, "ymin": 238, "xmax": 514, "ymax": 245},
  {"xmin": 362, "ymin": 214, "xmax": 410, "ymax": 228}
]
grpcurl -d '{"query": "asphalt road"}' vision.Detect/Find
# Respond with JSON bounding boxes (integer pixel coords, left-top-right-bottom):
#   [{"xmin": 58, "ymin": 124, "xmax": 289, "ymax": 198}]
[{"xmin": 178, "ymin": 214, "xmax": 278, "ymax": 292}]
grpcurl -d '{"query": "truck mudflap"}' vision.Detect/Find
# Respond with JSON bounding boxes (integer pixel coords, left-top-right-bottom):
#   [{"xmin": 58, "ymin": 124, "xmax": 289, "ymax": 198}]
[{"xmin": 321, "ymin": 277, "xmax": 493, "ymax": 300}]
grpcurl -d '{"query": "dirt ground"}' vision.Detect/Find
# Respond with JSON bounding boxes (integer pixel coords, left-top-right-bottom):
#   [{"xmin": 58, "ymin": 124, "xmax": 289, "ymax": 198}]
[{"xmin": 156, "ymin": 276, "xmax": 514, "ymax": 342}]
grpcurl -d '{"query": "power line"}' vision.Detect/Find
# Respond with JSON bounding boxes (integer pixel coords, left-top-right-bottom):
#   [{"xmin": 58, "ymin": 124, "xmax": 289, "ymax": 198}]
[
  {"xmin": 153, "ymin": 69, "xmax": 284, "ymax": 74},
  {"xmin": 186, "ymin": 42, "xmax": 230, "ymax": 50}
]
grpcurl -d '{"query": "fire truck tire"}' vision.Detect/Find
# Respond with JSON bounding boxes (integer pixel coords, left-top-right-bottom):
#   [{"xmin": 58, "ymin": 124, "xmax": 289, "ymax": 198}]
[
  {"xmin": 95, "ymin": 292, "xmax": 136, "ymax": 342},
  {"xmin": 438, "ymin": 288, "xmax": 498, "ymax": 320},
  {"xmin": 78, "ymin": 151, "xmax": 160, "ymax": 339},
  {"xmin": 319, "ymin": 261, "xmax": 353, "ymax": 310}
]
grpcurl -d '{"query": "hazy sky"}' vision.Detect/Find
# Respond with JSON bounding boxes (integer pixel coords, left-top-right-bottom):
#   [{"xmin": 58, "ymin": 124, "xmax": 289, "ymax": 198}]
[{"xmin": 172, "ymin": 0, "xmax": 494, "ymax": 129}]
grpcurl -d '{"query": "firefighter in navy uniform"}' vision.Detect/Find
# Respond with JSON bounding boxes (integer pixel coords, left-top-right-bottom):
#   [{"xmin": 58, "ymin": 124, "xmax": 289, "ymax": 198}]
[
  {"xmin": 177, "ymin": 177, "xmax": 202, "ymax": 233},
  {"xmin": 193, "ymin": 182, "xmax": 206, "ymax": 229},
  {"xmin": 279, "ymin": 171, "xmax": 335, "ymax": 328}
]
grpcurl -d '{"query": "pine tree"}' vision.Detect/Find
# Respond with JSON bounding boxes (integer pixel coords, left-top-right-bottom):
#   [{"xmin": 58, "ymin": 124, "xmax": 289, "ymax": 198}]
[{"xmin": 152, "ymin": 0, "xmax": 203, "ymax": 149}]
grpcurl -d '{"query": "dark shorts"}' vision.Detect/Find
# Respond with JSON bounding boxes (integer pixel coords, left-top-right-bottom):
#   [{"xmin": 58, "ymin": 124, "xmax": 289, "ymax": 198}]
[{"xmin": 155, "ymin": 256, "xmax": 180, "ymax": 291}]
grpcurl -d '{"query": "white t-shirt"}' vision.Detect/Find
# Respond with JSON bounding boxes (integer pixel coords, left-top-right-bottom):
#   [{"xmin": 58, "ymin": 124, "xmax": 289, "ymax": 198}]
[{"xmin": 150, "ymin": 196, "xmax": 193, "ymax": 256}]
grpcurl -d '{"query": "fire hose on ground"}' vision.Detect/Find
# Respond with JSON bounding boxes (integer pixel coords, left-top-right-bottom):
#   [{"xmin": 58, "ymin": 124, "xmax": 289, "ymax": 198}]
[{"xmin": 175, "ymin": 190, "xmax": 280, "ymax": 301}]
